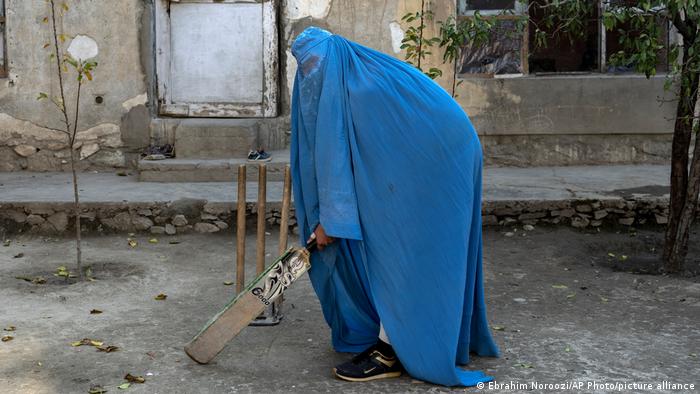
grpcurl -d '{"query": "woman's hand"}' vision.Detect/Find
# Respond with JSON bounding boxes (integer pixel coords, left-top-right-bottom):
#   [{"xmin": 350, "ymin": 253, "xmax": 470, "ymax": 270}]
[{"xmin": 308, "ymin": 224, "xmax": 334, "ymax": 250}]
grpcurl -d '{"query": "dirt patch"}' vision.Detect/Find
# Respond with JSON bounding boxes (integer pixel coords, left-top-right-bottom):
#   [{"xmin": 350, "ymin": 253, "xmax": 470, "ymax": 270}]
[
  {"xmin": 572, "ymin": 226, "xmax": 700, "ymax": 277},
  {"xmin": 11, "ymin": 261, "xmax": 146, "ymax": 287}
]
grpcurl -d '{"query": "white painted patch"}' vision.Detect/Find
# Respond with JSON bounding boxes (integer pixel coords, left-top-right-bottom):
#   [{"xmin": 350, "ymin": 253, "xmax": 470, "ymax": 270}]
[
  {"xmin": 287, "ymin": 0, "xmax": 331, "ymax": 20},
  {"xmin": 286, "ymin": 49, "xmax": 298, "ymax": 97},
  {"xmin": 121, "ymin": 93, "xmax": 148, "ymax": 112},
  {"xmin": 67, "ymin": 35, "xmax": 99, "ymax": 61},
  {"xmin": 389, "ymin": 22, "xmax": 405, "ymax": 54}
]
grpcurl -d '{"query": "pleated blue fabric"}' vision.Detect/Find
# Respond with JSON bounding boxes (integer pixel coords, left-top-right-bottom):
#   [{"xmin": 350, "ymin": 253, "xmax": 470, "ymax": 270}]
[{"xmin": 290, "ymin": 26, "xmax": 500, "ymax": 387}]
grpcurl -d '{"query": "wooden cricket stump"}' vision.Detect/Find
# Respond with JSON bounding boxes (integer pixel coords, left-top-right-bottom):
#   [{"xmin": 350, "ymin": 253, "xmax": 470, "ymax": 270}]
[{"xmin": 235, "ymin": 163, "xmax": 293, "ymax": 326}]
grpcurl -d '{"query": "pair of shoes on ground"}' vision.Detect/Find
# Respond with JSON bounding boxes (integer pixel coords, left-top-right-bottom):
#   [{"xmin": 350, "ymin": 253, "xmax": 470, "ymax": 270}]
[
  {"xmin": 247, "ymin": 149, "xmax": 272, "ymax": 162},
  {"xmin": 334, "ymin": 339, "xmax": 403, "ymax": 382}
]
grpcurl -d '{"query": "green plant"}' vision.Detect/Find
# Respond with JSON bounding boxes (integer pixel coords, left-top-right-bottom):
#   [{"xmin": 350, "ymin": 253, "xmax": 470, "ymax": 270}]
[
  {"xmin": 37, "ymin": 0, "xmax": 99, "ymax": 280},
  {"xmin": 428, "ymin": 0, "xmax": 700, "ymax": 273},
  {"xmin": 400, "ymin": 1, "xmax": 442, "ymax": 79}
]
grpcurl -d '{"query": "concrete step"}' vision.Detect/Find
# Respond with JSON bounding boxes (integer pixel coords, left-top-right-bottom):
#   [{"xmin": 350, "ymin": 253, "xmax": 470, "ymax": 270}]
[
  {"xmin": 137, "ymin": 150, "xmax": 290, "ymax": 182},
  {"xmin": 149, "ymin": 118, "xmax": 289, "ymax": 159}
]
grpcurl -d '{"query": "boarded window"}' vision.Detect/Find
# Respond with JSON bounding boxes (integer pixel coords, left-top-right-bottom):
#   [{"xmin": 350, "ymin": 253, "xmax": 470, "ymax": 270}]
[
  {"xmin": 0, "ymin": 0, "xmax": 5, "ymax": 77},
  {"xmin": 155, "ymin": 0, "xmax": 279, "ymax": 118}
]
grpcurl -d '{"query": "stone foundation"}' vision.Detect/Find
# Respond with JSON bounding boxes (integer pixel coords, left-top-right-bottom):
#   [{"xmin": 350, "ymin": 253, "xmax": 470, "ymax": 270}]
[{"xmin": 0, "ymin": 195, "xmax": 684, "ymax": 237}]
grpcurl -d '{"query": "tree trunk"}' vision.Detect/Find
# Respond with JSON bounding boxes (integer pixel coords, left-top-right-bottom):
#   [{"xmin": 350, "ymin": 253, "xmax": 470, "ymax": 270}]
[
  {"xmin": 666, "ymin": 125, "xmax": 700, "ymax": 273},
  {"xmin": 69, "ymin": 146, "xmax": 84, "ymax": 280},
  {"xmin": 663, "ymin": 48, "xmax": 699, "ymax": 272}
]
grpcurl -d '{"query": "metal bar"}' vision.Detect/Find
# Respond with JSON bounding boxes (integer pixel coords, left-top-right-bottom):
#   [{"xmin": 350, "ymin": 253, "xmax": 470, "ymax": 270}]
[
  {"xmin": 236, "ymin": 164, "xmax": 246, "ymax": 294},
  {"xmin": 256, "ymin": 164, "xmax": 267, "ymax": 274},
  {"xmin": 278, "ymin": 164, "xmax": 292, "ymax": 255}
]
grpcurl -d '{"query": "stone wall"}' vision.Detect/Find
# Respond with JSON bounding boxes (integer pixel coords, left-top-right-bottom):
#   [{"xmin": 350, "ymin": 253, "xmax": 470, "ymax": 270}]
[{"xmin": 0, "ymin": 194, "xmax": 680, "ymax": 237}]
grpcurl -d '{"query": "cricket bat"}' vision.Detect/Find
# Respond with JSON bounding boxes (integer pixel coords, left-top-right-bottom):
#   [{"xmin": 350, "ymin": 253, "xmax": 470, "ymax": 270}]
[{"xmin": 184, "ymin": 239, "xmax": 317, "ymax": 364}]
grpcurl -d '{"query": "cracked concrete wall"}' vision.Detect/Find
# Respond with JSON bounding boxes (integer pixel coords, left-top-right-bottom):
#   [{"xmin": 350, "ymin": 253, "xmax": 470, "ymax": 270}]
[{"xmin": 0, "ymin": 0, "xmax": 149, "ymax": 171}]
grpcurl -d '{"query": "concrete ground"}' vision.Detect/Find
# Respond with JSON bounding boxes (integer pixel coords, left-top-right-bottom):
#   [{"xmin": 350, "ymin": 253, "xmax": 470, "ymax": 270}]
[
  {"xmin": 1, "ymin": 226, "xmax": 698, "ymax": 393},
  {"xmin": 0, "ymin": 165, "xmax": 670, "ymax": 204}
]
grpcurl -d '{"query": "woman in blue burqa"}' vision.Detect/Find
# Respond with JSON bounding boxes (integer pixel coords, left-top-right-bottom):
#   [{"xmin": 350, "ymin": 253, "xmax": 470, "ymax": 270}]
[{"xmin": 290, "ymin": 26, "xmax": 500, "ymax": 387}]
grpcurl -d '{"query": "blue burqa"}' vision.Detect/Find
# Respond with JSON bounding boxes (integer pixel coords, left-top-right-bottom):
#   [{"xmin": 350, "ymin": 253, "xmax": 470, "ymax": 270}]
[{"xmin": 290, "ymin": 26, "xmax": 500, "ymax": 387}]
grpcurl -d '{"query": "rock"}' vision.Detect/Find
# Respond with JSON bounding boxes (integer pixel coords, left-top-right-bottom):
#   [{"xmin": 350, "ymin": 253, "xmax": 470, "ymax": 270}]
[
  {"xmin": 162, "ymin": 198, "xmax": 207, "ymax": 221},
  {"xmin": 195, "ymin": 222, "xmax": 220, "ymax": 233},
  {"xmin": 482, "ymin": 215, "xmax": 498, "ymax": 226},
  {"xmin": 502, "ymin": 217, "xmax": 517, "ymax": 226},
  {"xmin": 138, "ymin": 209, "xmax": 153, "ymax": 217},
  {"xmin": 26, "ymin": 214, "xmax": 45, "ymax": 225},
  {"xmin": 14, "ymin": 145, "xmax": 37, "ymax": 157},
  {"xmin": 112, "ymin": 212, "xmax": 133, "ymax": 231},
  {"xmin": 655, "ymin": 214, "xmax": 668, "ymax": 224},
  {"xmin": 80, "ymin": 211, "xmax": 96, "ymax": 221},
  {"xmin": 172, "ymin": 214, "xmax": 188, "ymax": 227},
  {"xmin": 154, "ymin": 216, "xmax": 168, "ymax": 224},
  {"xmin": 619, "ymin": 217, "xmax": 635, "ymax": 226},
  {"xmin": 27, "ymin": 207, "xmax": 55, "ymax": 216},
  {"xmin": 201, "ymin": 213, "xmax": 218, "ymax": 221},
  {"xmin": 213, "ymin": 220, "xmax": 229, "ymax": 230},
  {"xmin": 593, "ymin": 210, "xmax": 608, "ymax": 220},
  {"xmin": 504, "ymin": 232, "xmax": 515, "ymax": 237},
  {"xmin": 80, "ymin": 143, "xmax": 100, "ymax": 160},
  {"xmin": 518, "ymin": 212, "xmax": 547, "ymax": 221},
  {"xmin": 178, "ymin": 224, "xmax": 194, "ymax": 234},
  {"xmin": 571, "ymin": 216, "xmax": 590, "ymax": 228},
  {"xmin": 591, "ymin": 220, "xmax": 603, "ymax": 227},
  {"xmin": 521, "ymin": 219, "xmax": 538, "ymax": 226},
  {"xmin": 46, "ymin": 142, "xmax": 68, "ymax": 150},
  {"xmin": 47, "ymin": 212, "xmax": 68, "ymax": 232},
  {"xmin": 150, "ymin": 226, "xmax": 165, "ymax": 234},
  {"xmin": 2, "ymin": 210, "xmax": 27, "ymax": 223},
  {"xmin": 132, "ymin": 216, "xmax": 154, "ymax": 231},
  {"xmin": 165, "ymin": 223, "xmax": 176, "ymax": 235},
  {"xmin": 493, "ymin": 207, "xmax": 518, "ymax": 216},
  {"xmin": 575, "ymin": 204, "xmax": 593, "ymax": 213},
  {"xmin": 203, "ymin": 203, "xmax": 227, "ymax": 215},
  {"xmin": 523, "ymin": 224, "xmax": 535, "ymax": 231},
  {"xmin": 552, "ymin": 208, "xmax": 576, "ymax": 218}
]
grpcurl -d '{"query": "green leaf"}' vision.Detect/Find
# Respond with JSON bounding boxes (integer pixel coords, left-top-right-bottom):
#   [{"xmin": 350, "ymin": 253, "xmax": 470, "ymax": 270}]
[
  {"xmin": 117, "ymin": 383, "xmax": 130, "ymax": 390},
  {"xmin": 37, "ymin": 92, "xmax": 49, "ymax": 100}
]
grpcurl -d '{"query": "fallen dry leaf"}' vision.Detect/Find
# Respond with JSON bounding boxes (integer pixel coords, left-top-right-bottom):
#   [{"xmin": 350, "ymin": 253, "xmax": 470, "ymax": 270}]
[
  {"xmin": 90, "ymin": 309, "xmax": 103, "ymax": 314},
  {"xmin": 492, "ymin": 325, "xmax": 505, "ymax": 331},
  {"xmin": 128, "ymin": 239, "xmax": 137, "ymax": 248},
  {"xmin": 71, "ymin": 338, "xmax": 103, "ymax": 347},
  {"xmin": 149, "ymin": 238, "xmax": 158, "ymax": 244},
  {"xmin": 223, "ymin": 281, "xmax": 233, "ymax": 286},
  {"xmin": 2, "ymin": 335, "xmax": 14, "ymax": 342},
  {"xmin": 154, "ymin": 293, "xmax": 167, "ymax": 301},
  {"xmin": 13, "ymin": 252, "xmax": 24, "ymax": 258},
  {"xmin": 124, "ymin": 373, "xmax": 145, "ymax": 383},
  {"xmin": 551, "ymin": 284, "xmax": 568, "ymax": 289},
  {"xmin": 88, "ymin": 385, "xmax": 108, "ymax": 394},
  {"xmin": 3, "ymin": 326, "xmax": 16, "ymax": 332},
  {"xmin": 117, "ymin": 383, "xmax": 130, "ymax": 390},
  {"xmin": 96, "ymin": 345, "xmax": 120, "ymax": 353}
]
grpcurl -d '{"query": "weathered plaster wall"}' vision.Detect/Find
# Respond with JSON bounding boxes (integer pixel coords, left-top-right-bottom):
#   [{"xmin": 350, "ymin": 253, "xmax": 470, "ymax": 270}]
[
  {"xmin": 0, "ymin": 0, "xmax": 677, "ymax": 172},
  {"xmin": 0, "ymin": 0, "xmax": 149, "ymax": 171}
]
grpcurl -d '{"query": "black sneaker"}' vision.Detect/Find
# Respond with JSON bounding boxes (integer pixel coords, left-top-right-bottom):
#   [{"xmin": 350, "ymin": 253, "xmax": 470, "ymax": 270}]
[
  {"xmin": 247, "ymin": 149, "xmax": 272, "ymax": 162},
  {"xmin": 333, "ymin": 340, "xmax": 402, "ymax": 382}
]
